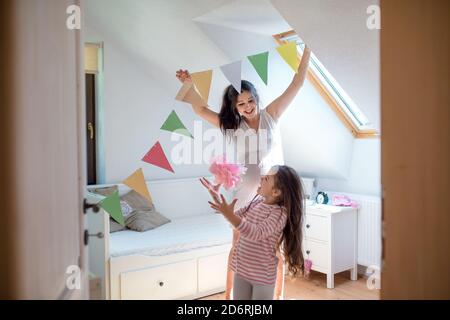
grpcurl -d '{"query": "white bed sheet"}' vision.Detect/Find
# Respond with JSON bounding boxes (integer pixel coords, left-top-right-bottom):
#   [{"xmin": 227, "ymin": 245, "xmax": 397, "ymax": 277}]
[{"xmin": 109, "ymin": 213, "xmax": 233, "ymax": 257}]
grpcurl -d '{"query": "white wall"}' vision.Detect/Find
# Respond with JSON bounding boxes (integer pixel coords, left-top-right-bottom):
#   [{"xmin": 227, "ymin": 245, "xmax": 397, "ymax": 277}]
[
  {"xmin": 318, "ymin": 139, "xmax": 381, "ymax": 196},
  {"xmin": 84, "ymin": 0, "xmax": 234, "ymax": 183}
]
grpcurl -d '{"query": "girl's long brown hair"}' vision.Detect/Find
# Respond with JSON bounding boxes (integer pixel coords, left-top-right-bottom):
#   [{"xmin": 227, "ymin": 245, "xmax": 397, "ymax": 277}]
[{"xmin": 273, "ymin": 166, "xmax": 305, "ymax": 276}]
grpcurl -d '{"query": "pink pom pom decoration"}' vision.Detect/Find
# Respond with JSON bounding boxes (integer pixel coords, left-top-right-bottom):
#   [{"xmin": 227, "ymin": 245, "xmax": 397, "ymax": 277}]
[{"xmin": 208, "ymin": 155, "xmax": 247, "ymax": 190}]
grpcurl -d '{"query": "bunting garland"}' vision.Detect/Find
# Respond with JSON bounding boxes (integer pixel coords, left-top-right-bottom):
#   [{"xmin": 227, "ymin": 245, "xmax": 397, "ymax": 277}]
[
  {"xmin": 247, "ymin": 51, "xmax": 269, "ymax": 85},
  {"xmin": 191, "ymin": 70, "xmax": 213, "ymax": 103},
  {"xmin": 123, "ymin": 40, "xmax": 302, "ymax": 181},
  {"xmin": 99, "ymin": 191, "xmax": 125, "ymax": 226},
  {"xmin": 123, "ymin": 168, "xmax": 153, "ymax": 203},
  {"xmin": 161, "ymin": 110, "xmax": 193, "ymax": 138},
  {"xmin": 142, "ymin": 141, "xmax": 174, "ymax": 173},
  {"xmin": 276, "ymin": 42, "xmax": 300, "ymax": 73},
  {"xmin": 220, "ymin": 60, "xmax": 242, "ymax": 93}
]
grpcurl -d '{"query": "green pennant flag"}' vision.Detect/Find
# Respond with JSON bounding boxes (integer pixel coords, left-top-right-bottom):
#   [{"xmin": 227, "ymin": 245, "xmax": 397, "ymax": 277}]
[
  {"xmin": 247, "ymin": 51, "xmax": 269, "ymax": 85},
  {"xmin": 99, "ymin": 191, "xmax": 125, "ymax": 226},
  {"xmin": 161, "ymin": 110, "xmax": 193, "ymax": 139}
]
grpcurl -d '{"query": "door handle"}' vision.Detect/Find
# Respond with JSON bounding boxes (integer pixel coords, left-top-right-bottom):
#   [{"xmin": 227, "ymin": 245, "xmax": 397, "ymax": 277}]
[
  {"xmin": 87, "ymin": 122, "xmax": 94, "ymax": 140},
  {"xmin": 83, "ymin": 199, "xmax": 100, "ymax": 214},
  {"xmin": 84, "ymin": 230, "xmax": 104, "ymax": 246}
]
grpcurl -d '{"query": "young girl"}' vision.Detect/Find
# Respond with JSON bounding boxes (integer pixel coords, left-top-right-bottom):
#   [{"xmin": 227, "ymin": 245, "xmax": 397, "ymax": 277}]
[
  {"xmin": 201, "ymin": 165, "xmax": 305, "ymax": 300},
  {"xmin": 177, "ymin": 46, "xmax": 311, "ymax": 299}
]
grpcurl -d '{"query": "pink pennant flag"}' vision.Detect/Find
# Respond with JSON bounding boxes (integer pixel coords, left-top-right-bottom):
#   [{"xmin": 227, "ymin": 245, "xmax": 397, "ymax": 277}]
[{"xmin": 142, "ymin": 141, "xmax": 174, "ymax": 173}]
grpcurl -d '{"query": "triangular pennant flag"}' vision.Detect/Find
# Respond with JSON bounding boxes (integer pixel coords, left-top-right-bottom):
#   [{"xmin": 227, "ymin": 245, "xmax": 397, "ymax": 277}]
[
  {"xmin": 99, "ymin": 191, "xmax": 125, "ymax": 226},
  {"xmin": 123, "ymin": 168, "xmax": 153, "ymax": 204},
  {"xmin": 276, "ymin": 42, "xmax": 300, "ymax": 73},
  {"xmin": 247, "ymin": 51, "xmax": 269, "ymax": 85},
  {"xmin": 161, "ymin": 110, "xmax": 193, "ymax": 139},
  {"xmin": 175, "ymin": 82, "xmax": 205, "ymax": 107},
  {"xmin": 142, "ymin": 141, "xmax": 174, "ymax": 173},
  {"xmin": 191, "ymin": 70, "xmax": 213, "ymax": 104},
  {"xmin": 220, "ymin": 61, "xmax": 242, "ymax": 93}
]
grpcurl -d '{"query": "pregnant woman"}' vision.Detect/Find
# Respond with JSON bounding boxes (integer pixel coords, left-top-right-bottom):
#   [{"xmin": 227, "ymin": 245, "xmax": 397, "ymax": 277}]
[{"xmin": 176, "ymin": 46, "xmax": 311, "ymax": 299}]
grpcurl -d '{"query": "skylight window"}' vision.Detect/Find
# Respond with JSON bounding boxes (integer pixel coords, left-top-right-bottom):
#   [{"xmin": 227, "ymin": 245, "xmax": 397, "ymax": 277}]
[{"xmin": 275, "ymin": 31, "xmax": 377, "ymax": 137}]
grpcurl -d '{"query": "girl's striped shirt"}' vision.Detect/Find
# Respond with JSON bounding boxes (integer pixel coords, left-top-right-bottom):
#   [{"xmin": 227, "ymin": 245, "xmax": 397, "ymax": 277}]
[{"xmin": 230, "ymin": 196, "xmax": 287, "ymax": 285}]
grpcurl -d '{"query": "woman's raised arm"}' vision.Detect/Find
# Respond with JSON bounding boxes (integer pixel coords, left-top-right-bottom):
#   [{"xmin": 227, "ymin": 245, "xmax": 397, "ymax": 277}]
[
  {"xmin": 176, "ymin": 69, "xmax": 220, "ymax": 128},
  {"xmin": 266, "ymin": 46, "xmax": 311, "ymax": 122}
]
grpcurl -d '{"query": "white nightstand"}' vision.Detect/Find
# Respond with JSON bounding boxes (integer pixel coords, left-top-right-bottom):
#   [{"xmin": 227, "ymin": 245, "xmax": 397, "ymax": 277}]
[{"xmin": 303, "ymin": 204, "xmax": 358, "ymax": 289}]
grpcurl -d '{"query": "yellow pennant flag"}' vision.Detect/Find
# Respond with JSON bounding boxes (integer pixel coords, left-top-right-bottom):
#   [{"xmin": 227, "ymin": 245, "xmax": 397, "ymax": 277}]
[
  {"xmin": 123, "ymin": 168, "xmax": 153, "ymax": 203},
  {"xmin": 191, "ymin": 70, "xmax": 213, "ymax": 104},
  {"xmin": 276, "ymin": 42, "xmax": 300, "ymax": 73},
  {"xmin": 175, "ymin": 82, "xmax": 205, "ymax": 107}
]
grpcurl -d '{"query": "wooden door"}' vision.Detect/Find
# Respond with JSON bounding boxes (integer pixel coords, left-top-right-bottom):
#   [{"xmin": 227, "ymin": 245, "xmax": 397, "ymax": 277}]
[
  {"xmin": 0, "ymin": 0, "xmax": 88, "ymax": 299},
  {"xmin": 381, "ymin": 0, "xmax": 450, "ymax": 299}
]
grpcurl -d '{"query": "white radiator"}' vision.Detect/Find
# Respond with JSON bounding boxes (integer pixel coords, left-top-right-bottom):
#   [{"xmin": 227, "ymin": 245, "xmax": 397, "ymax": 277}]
[{"xmin": 326, "ymin": 191, "xmax": 382, "ymax": 268}]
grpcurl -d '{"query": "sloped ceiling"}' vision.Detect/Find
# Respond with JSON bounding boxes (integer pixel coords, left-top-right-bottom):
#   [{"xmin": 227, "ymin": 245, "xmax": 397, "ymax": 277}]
[
  {"xmin": 193, "ymin": 0, "xmax": 291, "ymax": 35},
  {"xmin": 84, "ymin": 0, "xmax": 233, "ymax": 93}
]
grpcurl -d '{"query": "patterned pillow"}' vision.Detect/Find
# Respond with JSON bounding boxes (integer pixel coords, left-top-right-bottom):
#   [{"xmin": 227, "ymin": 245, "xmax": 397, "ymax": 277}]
[{"xmin": 120, "ymin": 200, "xmax": 134, "ymax": 218}]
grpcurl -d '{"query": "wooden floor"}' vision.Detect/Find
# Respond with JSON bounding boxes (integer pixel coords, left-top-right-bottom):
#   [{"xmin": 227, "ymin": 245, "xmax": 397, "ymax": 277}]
[{"xmin": 200, "ymin": 271, "xmax": 380, "ymax": 300}]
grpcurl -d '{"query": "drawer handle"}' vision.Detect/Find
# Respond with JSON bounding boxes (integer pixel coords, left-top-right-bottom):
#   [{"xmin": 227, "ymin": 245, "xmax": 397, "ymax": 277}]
[
  {"xmin": 159, "ymin": 281, "xmax": 164, "ymax": 287},
  {"xmin": 306, "ymin": 224, "xmax": 310, "ymax": 229},
  {"xmin": 306, "ymin": 250, "xmax": 310, "ymax": 255}
]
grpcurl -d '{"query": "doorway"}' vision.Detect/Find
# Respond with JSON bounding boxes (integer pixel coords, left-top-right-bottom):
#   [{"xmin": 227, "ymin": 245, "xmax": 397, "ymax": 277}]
[{"xmin": 85, "ymin": 73, "xmax": 97, "ymax": 185}]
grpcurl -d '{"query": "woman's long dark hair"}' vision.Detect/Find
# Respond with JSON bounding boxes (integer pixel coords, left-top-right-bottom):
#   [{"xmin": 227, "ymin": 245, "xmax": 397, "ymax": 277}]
[
  {"xmin": 218, "ymin": 80, "xmax": 260, "ymax": 133},
  {"xmin": 241, "ymin": 165, "xmax": 305, "ymax": 277},
  {"xmin": 273, "ymin": 166, "xmax": 305, "ymax": 277}
]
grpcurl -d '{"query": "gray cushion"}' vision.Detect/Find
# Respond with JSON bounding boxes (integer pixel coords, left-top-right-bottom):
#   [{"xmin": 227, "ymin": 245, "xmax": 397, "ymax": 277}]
[
  {"xmin": 125, "ymin": 209, "xmax": 171, "ymax": 232},
  {"xmin": 110, "ymin": 220, "xmax": 126, "ymax": 233},
  {"xmin": 89, "ymin": 185, "xmax": 118, "ymax": 197},
  {"xmin": 121, "ymin": 190, "xmax": 153, "ymax": 210},
  {"xmin": 88, "ymin": 187, "xmax": 170, "ymax": 233}
]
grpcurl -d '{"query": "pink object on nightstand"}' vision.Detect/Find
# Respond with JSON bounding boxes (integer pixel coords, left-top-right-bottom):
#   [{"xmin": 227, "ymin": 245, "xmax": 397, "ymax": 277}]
[{"xmin": 332, "ymin": 194, "xmax": 359, "ymax": 208}]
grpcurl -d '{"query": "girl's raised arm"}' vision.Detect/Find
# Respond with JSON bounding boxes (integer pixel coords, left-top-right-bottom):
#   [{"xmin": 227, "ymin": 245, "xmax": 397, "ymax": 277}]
[
  {"xmin": 266, "ymin": 46, "xmax": 311, "ymax": 122},
  {"xmin": 176, "ymin": 69, "xmax": 220, "ymax": 128}
]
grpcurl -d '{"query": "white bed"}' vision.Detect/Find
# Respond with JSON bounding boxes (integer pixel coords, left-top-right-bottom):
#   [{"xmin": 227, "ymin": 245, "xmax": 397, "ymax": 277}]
[
  {"xmin": 86, "ymin": 177, "xmax": 235, "ymax": 300},
  {"xmin": 109, "ymin": 214, "xmax": 232, "ymax": 257}
]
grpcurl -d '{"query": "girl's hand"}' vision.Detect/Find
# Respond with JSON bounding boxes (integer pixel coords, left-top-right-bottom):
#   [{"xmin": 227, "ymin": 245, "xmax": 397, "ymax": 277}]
[
  {"xmin": 176, "ymin": 69, "xmax": 193, "ymax": 84},
  {"xmin": 199, "ymin": 178, "xmax": 222, "ymax": 203},
  {"xmin": 208, "ymin": 194, "xmax": 238, "ymax": 217}
]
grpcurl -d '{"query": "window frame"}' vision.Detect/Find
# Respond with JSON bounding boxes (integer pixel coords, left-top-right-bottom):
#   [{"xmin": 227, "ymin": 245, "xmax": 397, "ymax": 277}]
[{"xmin": 273, "ymin": 30, "xmax": 379, "ymax": 139}]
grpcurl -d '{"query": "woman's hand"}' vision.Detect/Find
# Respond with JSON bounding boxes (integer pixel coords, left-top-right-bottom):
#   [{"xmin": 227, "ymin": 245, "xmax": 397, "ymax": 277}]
[
  {"xmin": 296, "ymin": 45, "xmax": 311, "ymax": 79},
  {"xmin": 265, "ymin": 44, "xmax": 311, "ymax": 122},
  {"xmin": 208, "ymin": 194, "xmax": 238, "ymax": 217},
  {"xmin": 176, "ymin": 69, "xmax": 193, "ymax": 84},
  {"xmin": 199, "ymin": 178, "xmax": 222, "ymax": 203}
]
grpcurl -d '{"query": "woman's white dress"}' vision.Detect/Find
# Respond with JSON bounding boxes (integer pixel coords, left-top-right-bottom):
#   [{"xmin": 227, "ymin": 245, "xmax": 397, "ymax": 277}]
[{"xmin": 225, "ymin": 108, "xmax": 285, "ymax": 210}]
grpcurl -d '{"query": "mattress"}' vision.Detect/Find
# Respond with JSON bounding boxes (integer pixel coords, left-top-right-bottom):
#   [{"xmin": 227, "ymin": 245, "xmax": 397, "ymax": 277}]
[{"xmin": 109, "ymin": 213, "xmax": 233, "ymax": 257}]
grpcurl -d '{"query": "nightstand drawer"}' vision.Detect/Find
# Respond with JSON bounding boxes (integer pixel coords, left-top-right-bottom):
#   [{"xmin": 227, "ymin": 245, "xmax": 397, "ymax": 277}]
[
  {"xmin": 303, "ymin": 239, "xmax": 329, "ymax": 270},
  {"xmin": 304, "ymin": 214, "xmax": 329, "ymax": 242}
]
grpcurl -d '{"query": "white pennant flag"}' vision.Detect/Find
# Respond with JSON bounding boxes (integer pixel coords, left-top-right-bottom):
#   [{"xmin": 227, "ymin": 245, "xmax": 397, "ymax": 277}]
[{"xmin": 220, "ymin": 61, "xmax": 242, "ymax": 93}]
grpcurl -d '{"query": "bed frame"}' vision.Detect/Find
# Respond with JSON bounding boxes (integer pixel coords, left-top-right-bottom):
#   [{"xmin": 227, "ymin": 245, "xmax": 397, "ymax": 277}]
[{"xmin": 86, "ymin": 177, "xmax": 232, "ymax": 300}]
